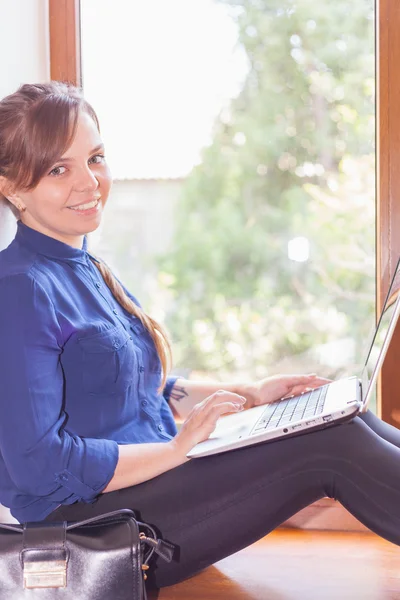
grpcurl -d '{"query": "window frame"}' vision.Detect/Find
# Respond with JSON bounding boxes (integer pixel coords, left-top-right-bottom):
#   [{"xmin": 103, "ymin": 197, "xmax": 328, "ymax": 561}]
[
  {"xmin": 49, "ymin": 0, "xmax": 82, "ymax": 86},
  {"xmin": 376, "ymin": 0, "xmax": 400, "ymax": 426}
]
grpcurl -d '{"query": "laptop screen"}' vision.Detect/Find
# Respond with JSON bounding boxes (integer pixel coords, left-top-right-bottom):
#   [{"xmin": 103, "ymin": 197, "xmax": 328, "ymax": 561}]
[{"xmin": 361, "ymin": 258, "xmax": 400, "ymax": 404}]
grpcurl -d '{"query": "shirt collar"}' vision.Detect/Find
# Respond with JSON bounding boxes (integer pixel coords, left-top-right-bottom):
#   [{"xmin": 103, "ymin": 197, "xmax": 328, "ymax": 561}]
[{"xmin": 15, "ymin": 220, "xmax": 90, "ymax": 264}]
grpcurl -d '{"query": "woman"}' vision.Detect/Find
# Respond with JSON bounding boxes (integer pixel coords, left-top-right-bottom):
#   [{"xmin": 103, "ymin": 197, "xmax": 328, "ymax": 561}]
[{"xmin": 0, "ymin": 81, "xmax": 399, "ymax": 589}]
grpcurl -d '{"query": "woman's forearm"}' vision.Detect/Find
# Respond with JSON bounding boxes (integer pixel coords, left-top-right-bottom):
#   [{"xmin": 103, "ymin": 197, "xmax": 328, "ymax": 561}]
[
  {"xmin": 102, "ymin": 379, "xmax": 254, "ymax": 493},
  {"xmin": 101, "ymin": 440, "xmax": 186, "ymax": 494},
  {"xmin": 168, "ymin": 377, "xmax": 255, "ymax": 420},
  {"xmin": 102, "ymin": 378, "xmax": 253, "ymax": 493},
  {"xmin": 102, "ymin": 379, "xmax": 251, "ymax": 493}
]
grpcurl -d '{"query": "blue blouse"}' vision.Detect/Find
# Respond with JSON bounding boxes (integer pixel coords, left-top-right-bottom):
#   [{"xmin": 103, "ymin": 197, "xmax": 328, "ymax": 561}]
[{"xmin": 0, "ymin": 220, "xmax": 179, "ymax": 523}]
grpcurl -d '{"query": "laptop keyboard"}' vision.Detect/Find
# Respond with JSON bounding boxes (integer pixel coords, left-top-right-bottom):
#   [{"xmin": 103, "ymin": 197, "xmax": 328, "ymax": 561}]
[{"xmin": 251, "ymin": 385, "xmax": 329, "ymax": 435}]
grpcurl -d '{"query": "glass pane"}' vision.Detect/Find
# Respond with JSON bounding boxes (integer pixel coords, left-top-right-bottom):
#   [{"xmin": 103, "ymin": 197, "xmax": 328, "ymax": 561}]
[{"xmin": 80, "ymin": 0, "xmax": 376, "ymax": 410}]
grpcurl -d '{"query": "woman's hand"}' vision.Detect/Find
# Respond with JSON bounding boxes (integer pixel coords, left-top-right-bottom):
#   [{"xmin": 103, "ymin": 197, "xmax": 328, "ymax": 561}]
[
  {"xmin": 171, "ymin": 390, "xmax": 246, "ymax": 457},
  {"xmin": 242, "ymin": 373, "xmax": 332, "ymax": 409}
]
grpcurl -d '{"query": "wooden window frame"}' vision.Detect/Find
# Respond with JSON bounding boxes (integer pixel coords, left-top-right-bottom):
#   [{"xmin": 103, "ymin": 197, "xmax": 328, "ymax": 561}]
[
  {"xmin": 376, "ymin": 0, "xmax": 400, "ymax": 427},
  {"xmin": 49, "ymin": 0, "xmax": 82, "ymax": 87},
  {"xmin": 48, "ymin": 0, "xmax": 398, "ymax": 530}
]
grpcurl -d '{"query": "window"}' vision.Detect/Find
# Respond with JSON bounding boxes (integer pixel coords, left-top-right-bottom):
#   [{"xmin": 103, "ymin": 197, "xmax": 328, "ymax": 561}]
[{"xmin": 77, "ymin": 0, "xmax": 376, "ymax": 410}]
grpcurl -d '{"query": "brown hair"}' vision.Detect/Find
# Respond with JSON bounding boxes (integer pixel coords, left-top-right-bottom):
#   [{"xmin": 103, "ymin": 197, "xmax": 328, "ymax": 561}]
[{"xmin": 0, "ymin": 81, "xmax": 172, "ymax": 393}]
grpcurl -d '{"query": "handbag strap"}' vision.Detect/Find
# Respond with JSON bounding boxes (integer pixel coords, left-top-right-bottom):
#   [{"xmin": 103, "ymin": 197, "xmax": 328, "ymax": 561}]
[
  {"xmin": 0, "ymin": 508, "xmax": 137, "ymax": 534},
  {"xmin": 23, "ymin": 521, "xmax": 67, "ymax": 549},
  {"xmin": 66, "ymin": 507, "xmax": 136, "ymax": 530}
]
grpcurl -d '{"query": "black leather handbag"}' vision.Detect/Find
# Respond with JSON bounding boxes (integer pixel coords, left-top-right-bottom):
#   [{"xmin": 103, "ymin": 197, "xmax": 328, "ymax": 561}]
[{"xmin": 0, "ymin": 508, "xmax": 174, "ymax": 599}]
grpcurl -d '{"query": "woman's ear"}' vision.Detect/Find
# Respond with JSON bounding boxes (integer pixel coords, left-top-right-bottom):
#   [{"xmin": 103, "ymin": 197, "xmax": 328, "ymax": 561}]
[
  {"xmin": 0, "ymin": 176, "xmax": 13, "ymax": 199},
  {"xmin": 0, "ymin": 177, "xmax": 25, "ymax": 212}
]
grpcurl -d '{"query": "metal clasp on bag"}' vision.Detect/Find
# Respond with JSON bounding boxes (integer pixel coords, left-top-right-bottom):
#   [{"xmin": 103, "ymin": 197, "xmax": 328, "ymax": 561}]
[
  {"xmin": 23, "ymin": 558, "xmax": 67, "ymax": 589},
  {"xmin": 21, "ymin": 547, "xmax": 69, "ymax": 590}
]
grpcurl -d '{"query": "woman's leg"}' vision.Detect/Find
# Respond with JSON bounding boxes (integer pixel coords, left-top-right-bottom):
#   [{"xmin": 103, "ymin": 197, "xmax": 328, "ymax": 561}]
[
  {"xmin": 46, "ymin": 416, "xmax": 400, "ymax": 588},
  {"xmin": 359, "ymin": 409, "xmax": 400, "ymax": 447}
]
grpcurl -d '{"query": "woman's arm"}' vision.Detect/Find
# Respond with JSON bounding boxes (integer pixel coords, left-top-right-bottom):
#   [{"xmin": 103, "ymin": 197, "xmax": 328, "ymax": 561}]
[
  {"xmin": 102, "ymin": 389, "xmax": 246, "ymax": 493},
  {"xmin": 101, "ymin": 442, "xmax": 185, "ymax": 493},
  {"xmin": 168, "ymin": 373, "xmax": 331, "ymax": 421}
]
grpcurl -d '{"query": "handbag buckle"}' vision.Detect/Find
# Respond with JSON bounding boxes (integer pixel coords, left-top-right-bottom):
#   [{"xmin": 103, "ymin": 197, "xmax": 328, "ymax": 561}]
[{"xmin": 23, "ymin": 559, "xmax": 67, "ymax": 589}]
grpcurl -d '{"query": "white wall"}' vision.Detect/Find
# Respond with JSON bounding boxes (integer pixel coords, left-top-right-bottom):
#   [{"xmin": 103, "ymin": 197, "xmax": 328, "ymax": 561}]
[
  {"xmin": 0, "ymin": 0, "xmax": 50, "ymax": 250},
  {"xmin": 0, "ymin": 0, "xmax": 49, "ymax": 521}
]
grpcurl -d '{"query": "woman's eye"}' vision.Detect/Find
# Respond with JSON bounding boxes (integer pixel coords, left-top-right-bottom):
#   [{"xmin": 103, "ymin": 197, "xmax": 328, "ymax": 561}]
[
  {"xmin": 90, "ymin": 154, "xmax": 105, "ymax": 164},
  {"xmin": 49, "ymin": 166, "xmax": 66, "ymax": 177},
  {"xmin": 48, "ymin": 154, "xmax": 105, "ymax": 177}
]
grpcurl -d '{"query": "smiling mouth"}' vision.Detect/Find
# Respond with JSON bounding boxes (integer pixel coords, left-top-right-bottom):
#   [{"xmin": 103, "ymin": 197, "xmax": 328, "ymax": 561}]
[{"xmin": 68, "ymin": 199, "xmax": 100, "ymax": 212}]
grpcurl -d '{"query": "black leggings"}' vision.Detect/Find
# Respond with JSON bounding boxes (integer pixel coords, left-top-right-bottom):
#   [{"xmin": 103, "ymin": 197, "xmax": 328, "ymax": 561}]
[{"xmin": 45, "ymin": 410, "xmax": 400, "ymax": 588}]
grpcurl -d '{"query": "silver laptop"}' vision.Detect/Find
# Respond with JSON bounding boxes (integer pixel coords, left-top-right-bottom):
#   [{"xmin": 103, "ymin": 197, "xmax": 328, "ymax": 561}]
[{"xmin": 187, "ymin": 259, "xmax": 400, "ymax": 458}]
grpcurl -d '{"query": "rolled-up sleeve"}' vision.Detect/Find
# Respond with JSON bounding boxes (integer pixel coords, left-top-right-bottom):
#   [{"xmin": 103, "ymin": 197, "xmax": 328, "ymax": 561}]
[{"xmin": 0, "ymin": 274, "xmax": 119, "ymax": 503}]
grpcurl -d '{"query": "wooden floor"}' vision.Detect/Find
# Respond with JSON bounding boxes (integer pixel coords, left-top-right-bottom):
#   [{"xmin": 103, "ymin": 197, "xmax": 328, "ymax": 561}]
[{"xmin": 151, "ymin": 529, "xmax": 400, "ymax": 600}]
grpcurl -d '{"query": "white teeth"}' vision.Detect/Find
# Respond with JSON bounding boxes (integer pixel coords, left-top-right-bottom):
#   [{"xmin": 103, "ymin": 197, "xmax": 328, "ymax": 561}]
[{"xmin": 69, "ymin": 199, "xmax": 99, "ymax": 211}]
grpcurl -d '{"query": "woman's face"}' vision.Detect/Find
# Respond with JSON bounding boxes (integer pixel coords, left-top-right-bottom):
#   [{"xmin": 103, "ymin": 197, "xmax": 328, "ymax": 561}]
[{"xmin": 7, "ymin": 111, "xmax": 112, "ymax": 248}]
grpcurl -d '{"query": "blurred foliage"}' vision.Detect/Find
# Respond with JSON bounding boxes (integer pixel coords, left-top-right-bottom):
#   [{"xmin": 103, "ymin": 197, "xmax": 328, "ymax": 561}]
[{"xmin": 157, "ymin": 0, "xmax": 375, "ymax": 382}]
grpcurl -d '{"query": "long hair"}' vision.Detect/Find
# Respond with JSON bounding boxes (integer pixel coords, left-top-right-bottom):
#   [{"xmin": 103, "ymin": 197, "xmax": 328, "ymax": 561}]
[{"xmin": 0, "ymin": 81, "xmax": 172, "ymax": 393}]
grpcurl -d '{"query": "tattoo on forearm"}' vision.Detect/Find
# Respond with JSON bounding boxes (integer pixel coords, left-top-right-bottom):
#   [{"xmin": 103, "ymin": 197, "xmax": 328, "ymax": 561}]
[{"xmin": 170, "ymin": 385, "xmax": 189, "ymax": 402}]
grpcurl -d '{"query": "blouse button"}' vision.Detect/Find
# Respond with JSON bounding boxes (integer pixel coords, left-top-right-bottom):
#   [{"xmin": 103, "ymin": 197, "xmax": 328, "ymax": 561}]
[
  {"xmin": 95, "ymin": 282, "xmax": 101, "ymax": 289},
  {"xmin": 142, "ymin": 400, "xmax": 148, "ymax": 407},
  {"xmin": 158, "ymin": 424, "xmax": 164, "ymax": 432},
  {"xmin": 112, "ymin": 309, "xmax": 118, "ymax": 315},
  {"xmin": 139, "ymin": 366, "xmax": 145, "ymax": 372}
]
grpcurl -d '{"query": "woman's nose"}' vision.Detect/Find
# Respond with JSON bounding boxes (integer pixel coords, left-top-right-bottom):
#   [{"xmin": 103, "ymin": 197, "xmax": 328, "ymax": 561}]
[{"xmin": 74, "ymin": 166, "xmax": 99, "ymax": 192}]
